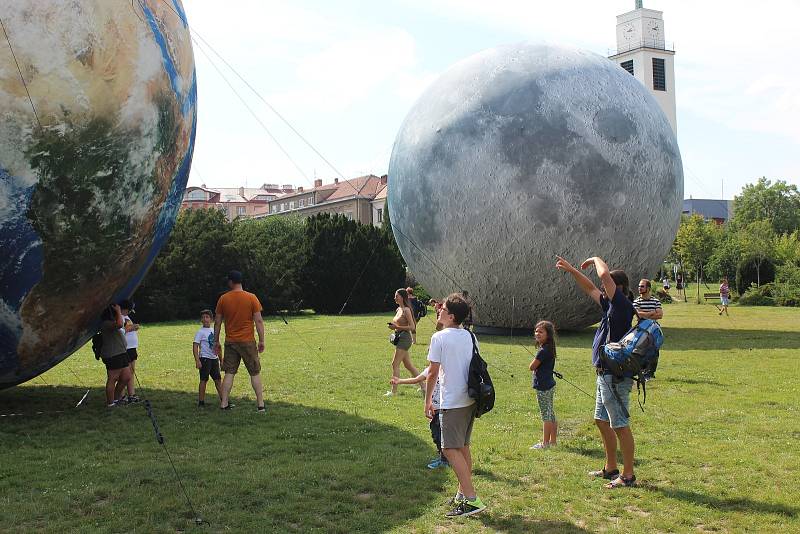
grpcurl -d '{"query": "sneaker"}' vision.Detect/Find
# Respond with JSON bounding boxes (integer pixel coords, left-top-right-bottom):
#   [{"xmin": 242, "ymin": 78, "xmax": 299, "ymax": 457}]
[
  {"xmin": 446, "ymin": 496, "xmax": 486, "ymax": 518},
  {"xmin": 220, "ymin": 403, "xmax": 235, "ymax": 410},
  {"xmin": 118, "ymin": 395, "xmax": 128, "ymax": 404},
  {"xmin": 427, "ymin": 458, "xmax": 449, "ymax": 469},
  {"xmin": 126, "ymin": 395, "xmax": 141, "ymax": 404},
  {"xmin": 447, "ymin": 492, "xmax": 465, "ymax": 506},
  {"xmin": 589, "ymin": 467, "xmax": 620, "ymax": 480},
  {"xmin": 257, "ymin": 405, "xmax": 266, "ymax": 413},
  {"xmin": 107, "ymin": 399, "xmax": 123, "ymax": 408},
  {"xmin": 383, "ymin": 391, "xmax": 394, "ymax": 397},
  {"xmin": 530, "ymin": 442, "xmax": 550, "ymax": 450}
]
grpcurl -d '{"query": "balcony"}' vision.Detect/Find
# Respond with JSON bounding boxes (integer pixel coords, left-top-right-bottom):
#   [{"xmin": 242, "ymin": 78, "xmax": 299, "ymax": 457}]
[{"xmin": 608, "ymin": 39, "xmax": 675, "ymax": 58}]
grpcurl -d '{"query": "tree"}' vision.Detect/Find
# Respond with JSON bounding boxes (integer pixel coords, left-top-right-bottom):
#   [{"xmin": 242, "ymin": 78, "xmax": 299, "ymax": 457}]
[
  {"xmin": 302, "ymin": 213, "xmax": 405, "ymax": 314},
  {"xmin": 706, "ymin": 225, "xmax": 742, "ymax": 292},
  {"xmin": 135, "ymin": 208, "xmax": 235, "ymax": 321},
  {"xmin": 673, "ymin": 214, "xmax": 718, "ymax": 302},
  {"xmin": 732, "ymin": 178, "xmax": 800, "ymax": 235},
  {"xmin": 738, "ymin": 220, "xmax": 776, "ymax": 286},
  {"xmin": 231, "ymin": 216, "xmax": 306, "ymax": 313}
]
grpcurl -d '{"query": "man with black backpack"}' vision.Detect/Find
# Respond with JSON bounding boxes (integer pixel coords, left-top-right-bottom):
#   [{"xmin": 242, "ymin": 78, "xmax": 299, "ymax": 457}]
[{"xmin": 424, "ymin": 293, "xmax": 487, "ymax": 517}]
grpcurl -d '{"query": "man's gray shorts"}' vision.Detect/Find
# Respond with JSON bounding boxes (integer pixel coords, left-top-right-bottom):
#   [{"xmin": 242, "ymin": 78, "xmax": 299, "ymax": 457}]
[
  {"xmin": 439, "ymin": 404, "xmax": 476, "ymax": 449},
  {"xmin": 594, "ymin": 375, "xmax": 633, "ymax": 429}
]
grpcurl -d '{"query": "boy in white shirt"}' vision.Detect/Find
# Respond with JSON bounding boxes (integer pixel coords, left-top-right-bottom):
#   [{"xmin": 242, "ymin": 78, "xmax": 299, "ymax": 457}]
[
  {"xmin": 424, "ymin": 293, "xmax": 486, "ymax": 517},
  {"xmin": 118, "ymin": 299, "xmax": 140, "ymax": 403},
  {"xmin": 194, "ymin": 309, "xmax": 223, "ymax": 406}
]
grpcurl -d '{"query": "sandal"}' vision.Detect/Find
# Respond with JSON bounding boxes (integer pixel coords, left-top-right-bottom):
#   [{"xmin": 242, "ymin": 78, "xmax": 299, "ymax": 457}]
[
  {"xmin": 588, "ymin": 467, "xmax": 619, "ymax": 480},
  {"xmin": 604, "ymin": 475, "xmax": 636, "ymax": 489}
]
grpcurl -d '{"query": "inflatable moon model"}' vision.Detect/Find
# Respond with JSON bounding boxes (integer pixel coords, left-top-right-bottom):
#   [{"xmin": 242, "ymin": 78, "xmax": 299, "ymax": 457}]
[{"xmin": 388, "ymin": 42, "xmax": 682, "ymax": 331}]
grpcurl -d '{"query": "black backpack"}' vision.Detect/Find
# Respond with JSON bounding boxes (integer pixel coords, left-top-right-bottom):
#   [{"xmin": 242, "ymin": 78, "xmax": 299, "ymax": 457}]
[
  {"xmin": 91, "ymin": 332, "xmax": 103, "ymax": 360},
  {"xmin": 466, "ymin": 331, "xmax": 494, "ymax": 417},
  {"xmin": 416, "ymin": 299, "xmax": 427, "ymax": 318}
]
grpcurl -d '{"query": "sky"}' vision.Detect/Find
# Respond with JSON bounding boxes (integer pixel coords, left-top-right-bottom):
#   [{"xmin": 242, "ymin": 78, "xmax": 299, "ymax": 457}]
[{"xmin": 181, "ymin": 0, "xmax": 800, "ymax": 200}]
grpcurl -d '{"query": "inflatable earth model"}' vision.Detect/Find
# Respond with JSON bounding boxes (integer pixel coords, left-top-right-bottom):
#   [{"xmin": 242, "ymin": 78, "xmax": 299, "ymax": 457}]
[
  {"xmin": 0, "ymin": 0, "xmax": 196, "ymax": 388},
  {"xmin": 388, "ymin": 42, "xmax": 682, "ymax": 331}
]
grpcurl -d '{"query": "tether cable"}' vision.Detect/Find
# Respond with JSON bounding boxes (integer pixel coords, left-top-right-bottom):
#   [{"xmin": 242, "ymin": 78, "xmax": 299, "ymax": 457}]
[
  {"xmin": 0, "ymin": 16, "xmax": 42, "ymax": 130},
  {"xmin": 132, "ymin": 370, "xmax": 205, "ymax": 526}
]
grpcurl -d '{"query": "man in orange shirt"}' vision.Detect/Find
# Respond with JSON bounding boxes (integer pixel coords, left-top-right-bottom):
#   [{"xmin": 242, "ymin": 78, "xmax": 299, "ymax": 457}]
[{"xmin": 214, "ymin": 270, "xmax": 266, "ymax": 412}]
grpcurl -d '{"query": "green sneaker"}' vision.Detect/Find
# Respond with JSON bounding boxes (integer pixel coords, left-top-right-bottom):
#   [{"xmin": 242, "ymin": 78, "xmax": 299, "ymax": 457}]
[{"xmin": 446, "ymin": 496, "xmax": 486, "ymax": 517}]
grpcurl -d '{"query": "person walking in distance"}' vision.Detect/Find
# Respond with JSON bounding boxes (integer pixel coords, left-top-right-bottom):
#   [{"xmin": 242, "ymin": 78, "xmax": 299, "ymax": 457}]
[{"xmin": 214, "ymin": 270, "xmax": 266, "ymax": 412}]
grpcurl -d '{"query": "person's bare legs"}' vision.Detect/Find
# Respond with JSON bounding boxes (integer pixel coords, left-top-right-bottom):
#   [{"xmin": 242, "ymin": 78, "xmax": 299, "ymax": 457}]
[
  {"xmin": 220, "ymin": 372, "xmax": 235, "ymax": 407},
  {"xmin": 124, "ymin": 366, "xmax": 135, "ymax": 396},
  {"xmin": 390, "ymin": 349, "xmax": 404, "ymax": 394},
  {"xmin": 105, "ymin": 369, "xmax": 122, "ymax": 405},
  {"xmin": 250, "ymin": 373, "xmax": 264, "ymax": 408},
  {"xmin": 199, "ymin": 380, "xmax": 207, "ymax": 403},
  {"xmin": 212, "ymin": 378, "xmax": 223, "ymax": 401},
  {"xmin": 595, "ymin": 419, "xmax": 619, "ymax": 472},
  {"xmin": 443, "ymin": 446, "xmax": 476, "ymax": 498},
  {"xmin": 614, "ymin": 426, "xmax": 635, "ymax": 478},
  {"xmin": 543, "ymin": 421, "xmax": 558, "ymax": 445},
  {"xmin": 401, "ymin": 354, "xmax": 424, "ymax": 395}
]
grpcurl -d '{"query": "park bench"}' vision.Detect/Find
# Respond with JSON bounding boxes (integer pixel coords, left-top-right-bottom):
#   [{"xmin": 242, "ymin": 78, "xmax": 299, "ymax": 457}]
[{"xmin": 703, "ymin": 292, "xmax": 720, "ymax": 302}]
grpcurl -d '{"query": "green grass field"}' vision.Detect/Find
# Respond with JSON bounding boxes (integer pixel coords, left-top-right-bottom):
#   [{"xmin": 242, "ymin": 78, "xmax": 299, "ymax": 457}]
[{"xmin": 2, "ymin": 303, "xmax": 799, "ymax": 533}]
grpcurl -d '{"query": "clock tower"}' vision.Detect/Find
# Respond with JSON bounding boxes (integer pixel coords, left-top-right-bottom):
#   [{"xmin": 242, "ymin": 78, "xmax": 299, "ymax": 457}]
[{"xmin": 609, "ymin": 1, "xmax": 677, "ymax": 134}]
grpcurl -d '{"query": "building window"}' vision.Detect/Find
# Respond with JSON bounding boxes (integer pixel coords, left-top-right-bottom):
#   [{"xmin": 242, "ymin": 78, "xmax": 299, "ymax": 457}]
[
  {"xmin": 289, "ymin": 201, "xmax": 295, "ymax": 210},
  {"xmin": 344, "ymin": 211, "xmax": 353, "ymax": 220},
  {"xmin": 376, "ymin": 208, "xmax": 383, "ymax": 223},
  {"xmin": 620, "ymin": 60, "xmax": 634, "ymax": 76},
  {"xmin": 652, "ymin": 58, "xmax": 666, "ymax": 91},
  {"xmin": 271, "ymin": 205, "xmax": 277, "ymax": 213},
  {"xmin": 186, "ymin": 190, "xmax": 207, "ymax": 201},
  {"xmin": 299, "ymin": 198, "xmax": 305, "ymax": 207},
  {"xmin": 237, "ymin": 206, "xmax": 246, "ymax": 216},
  {"xmin": 281, "ymin": 203, "xmax": 287, "ymax": 211}
]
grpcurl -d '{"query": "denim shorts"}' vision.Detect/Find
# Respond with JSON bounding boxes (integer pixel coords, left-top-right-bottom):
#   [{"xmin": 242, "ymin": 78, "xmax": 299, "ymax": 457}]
[{"xmin": 594, "ymin": 375, "xmax": 633, "ymax": 428}]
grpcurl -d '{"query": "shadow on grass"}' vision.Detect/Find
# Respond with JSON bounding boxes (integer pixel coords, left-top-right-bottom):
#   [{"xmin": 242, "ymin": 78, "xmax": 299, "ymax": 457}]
[
  {"xmin": 479, "ymin": 514, "xmax": 590, "ymax": 533},
  {"xmin": 662, "ymin": 377, "xmax": 724, "ymax": 386},
  {"xmin": 643, "ymin": 484, "xmax": 798, "ymax": 518},
  {"xmin": 0, "ymin": 385, "xmax": 446, "ymax": 532}
]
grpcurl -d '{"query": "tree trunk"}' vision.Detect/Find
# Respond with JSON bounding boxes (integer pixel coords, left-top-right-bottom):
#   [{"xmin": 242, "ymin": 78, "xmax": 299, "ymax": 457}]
[
  {"xmin": 696, "ymin": 268, "xmax": 701, "ymax": 304},
  {"xmin": 756, "ymin": 261, "xmax": 761, "ymax": 287}
]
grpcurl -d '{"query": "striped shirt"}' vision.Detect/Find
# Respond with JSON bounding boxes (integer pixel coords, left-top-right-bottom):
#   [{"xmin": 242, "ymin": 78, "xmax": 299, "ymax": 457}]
[{"xmin": 633, "ymin": 296, "xmax": 662, "ymax": 314}]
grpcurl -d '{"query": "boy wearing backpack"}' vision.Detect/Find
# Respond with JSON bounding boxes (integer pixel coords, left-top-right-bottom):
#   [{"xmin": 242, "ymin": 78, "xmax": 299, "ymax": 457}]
[{"xmin": 424, "ymin": 293, "xmax": 486, "ymax": 517}]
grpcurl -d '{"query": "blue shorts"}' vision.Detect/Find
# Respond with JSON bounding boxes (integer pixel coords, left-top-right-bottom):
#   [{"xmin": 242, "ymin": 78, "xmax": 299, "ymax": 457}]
[
  {"xmin": 594, "ymin": 375, "xmax": 632, "ymax": 429},
  {"xmin": 721, "ymin": 296, "xmax": 729, "ymax": 306}
]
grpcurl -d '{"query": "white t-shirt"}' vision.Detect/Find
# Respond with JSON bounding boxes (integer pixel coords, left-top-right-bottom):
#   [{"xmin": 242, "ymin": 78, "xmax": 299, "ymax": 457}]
[
  {"xmin": 121, "ymin": 315, "xmax": 138, "ymax": 349},
  {"xmin": 194, "ymin": 327, "xmax": 217, "ymax": 359},
  {"xmin": 427, "ymin": 327, "xmax": 476, "ymax": 409},
  {"xmin": 421, "ymin": 366, "xmax": 442, "ymax": 411}
]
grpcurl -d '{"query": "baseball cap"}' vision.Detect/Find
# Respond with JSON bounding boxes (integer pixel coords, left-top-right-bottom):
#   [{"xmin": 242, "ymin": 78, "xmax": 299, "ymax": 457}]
[{"xmin": 227, "ymin": 270, "xmax": 243, "ymax": 284}]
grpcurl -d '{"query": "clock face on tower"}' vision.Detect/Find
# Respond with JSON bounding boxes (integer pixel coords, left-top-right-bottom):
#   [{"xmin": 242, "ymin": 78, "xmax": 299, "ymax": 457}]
[
  {"xmin": 645, "ymin": 19, "xmax": 661, "ymax": 40},
  {"xmin": 621, "ymin": 22, "xmax": 638, "ymax": 42}
]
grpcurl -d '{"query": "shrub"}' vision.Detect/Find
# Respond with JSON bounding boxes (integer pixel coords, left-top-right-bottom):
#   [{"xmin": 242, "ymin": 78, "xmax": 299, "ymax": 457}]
[
  {"xmin": 773, "ymin": 265, "xmax": 800, "ymax": 307},
  {"xmin": 738, "ymin": 283, "xmax": 775, "ymax": 306},
  {"xmin": 413, "ymin": 284, "xmax": 432, "ymax": 304},
  {"xmin": 655, "ymin": 289, "xmax": 673, "ymax": 304}
]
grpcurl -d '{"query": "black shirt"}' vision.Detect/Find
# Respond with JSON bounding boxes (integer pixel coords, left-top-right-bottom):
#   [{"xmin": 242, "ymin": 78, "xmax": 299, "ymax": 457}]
[{"xmin": 533, "ymin": 345, "xmax": 556, "ymax": 391}]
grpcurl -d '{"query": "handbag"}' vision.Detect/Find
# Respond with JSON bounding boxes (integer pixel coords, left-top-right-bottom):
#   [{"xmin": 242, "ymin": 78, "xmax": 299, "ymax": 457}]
[{"xmin": 389, "ymin": 332, "xmax": 400, "ymax": 345}]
